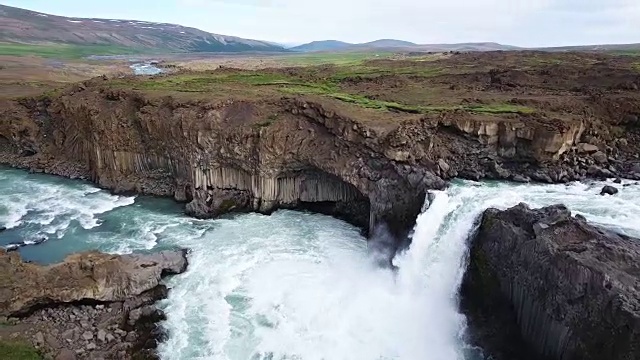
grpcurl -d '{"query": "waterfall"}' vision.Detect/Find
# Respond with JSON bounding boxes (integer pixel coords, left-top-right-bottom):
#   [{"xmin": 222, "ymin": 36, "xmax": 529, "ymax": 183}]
[{"xmin": 386, "ymin": 179, "xmax": 640, "ymax": 360}]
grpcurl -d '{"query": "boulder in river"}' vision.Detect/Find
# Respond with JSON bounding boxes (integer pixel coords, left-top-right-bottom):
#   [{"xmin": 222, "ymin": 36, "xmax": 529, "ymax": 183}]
[
  {"xmin": 601, "ymin": 185, "xmax": 619, "ymax": 196},
  {"xmin": 4, "ymin": 242, "xmax": 25, "ymax": 252},
  {"xmin": 0, "ymin": 226, "xmax": 6, "ymax": 232},
  {"xmin": 461, "ymin": 203, "xmax": 640, "ymax": 360}
]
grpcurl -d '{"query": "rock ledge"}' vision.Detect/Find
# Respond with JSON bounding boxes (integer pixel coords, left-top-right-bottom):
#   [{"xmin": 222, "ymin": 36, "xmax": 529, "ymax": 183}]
[{"xmin": 0, "ymin": 249, "xmax": 189, "ymax": 360}]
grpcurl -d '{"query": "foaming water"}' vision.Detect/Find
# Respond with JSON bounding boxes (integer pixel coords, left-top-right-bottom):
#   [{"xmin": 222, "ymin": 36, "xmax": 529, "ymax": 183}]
[
  {"xmin": 159, "ymin": 179, "xmax": 640, "ymax": 360},
  {"xmin": 0, "ymin": 168, "xmax": 134, "ymax": 256},
  {"xmin": 2, "ymin": 167, "xmax": 640, "ymax": 360}
]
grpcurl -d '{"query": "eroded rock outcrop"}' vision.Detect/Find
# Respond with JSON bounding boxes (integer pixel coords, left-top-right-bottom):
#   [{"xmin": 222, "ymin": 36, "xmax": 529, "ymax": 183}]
[
  {"xmin": 0, "ymin": 249, "xmax": 188, "ymax": 359},
  {"xmin": 0, "ymin": 249, "xmax": 188, "ymax": 317},
  {"xmin": 461, "ymin": 204, "xmax": 640, "ymax": 360}
]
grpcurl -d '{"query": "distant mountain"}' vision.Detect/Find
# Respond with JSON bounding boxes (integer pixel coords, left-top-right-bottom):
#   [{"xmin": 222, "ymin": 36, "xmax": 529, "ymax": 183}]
[
  {"xmin": 414, "ymin": 42, "xmax": 521, "ymax": 52},
  {"xmin": 538, "ymin": 43, "xmax": 640, "ymax": 52},
  {"xmin": 0, "ymin": 4, "xmax": 285, "ymax": 53},
  {"xmin": 290, "ymin": 40, "xmax": 353, "ymax": 52},
  {"xmin": 357, "ymin": 39, "xmax": 418, "ymax": 48},
  {"xmin": 291, "ymin": 39, "xmax": 519, "ymax": 52}
]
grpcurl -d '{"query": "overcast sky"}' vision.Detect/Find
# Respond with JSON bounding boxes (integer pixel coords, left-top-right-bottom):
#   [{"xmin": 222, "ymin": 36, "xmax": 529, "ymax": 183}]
[{"xmin": 2, "ymin": 0, "xmax": 639, "ymax": 47}]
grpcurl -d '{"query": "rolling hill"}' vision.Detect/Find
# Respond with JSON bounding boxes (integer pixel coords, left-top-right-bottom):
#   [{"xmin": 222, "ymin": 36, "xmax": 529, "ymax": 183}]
[
  {"xmin": 291, "ymin": 39, "xmax": 520, "ymax": 52},
  {"xmin": 290, "ymin": 40, "xmax": 353, "ymax": 52},
  {"xmin": 0, "ymin": 4, "xmax": 285, "ymax": 54},
  {"xmin": 291, "ymin": 38, "xmax": 640, "ymax": 54},
  {"xmin": 541, "ymin": 43, "xmax": 640, "ymax": 52},
  {"xmin": 357, "ymin": 39, "xmax": 418, "ymax": 48}
]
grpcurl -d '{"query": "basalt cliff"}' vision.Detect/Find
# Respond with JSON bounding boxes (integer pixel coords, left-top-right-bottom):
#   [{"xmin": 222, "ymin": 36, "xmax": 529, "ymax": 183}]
[
  {"xmin": 1, "ymin": 52, "xmax": 640, "ymax": 247},
  {"xmin": 462, "ymin": 204, "xmax": 640, "ymax": 360},
  {"xmin": 0, "ymin": 90, "xmax": 580, "ymax": 237}
]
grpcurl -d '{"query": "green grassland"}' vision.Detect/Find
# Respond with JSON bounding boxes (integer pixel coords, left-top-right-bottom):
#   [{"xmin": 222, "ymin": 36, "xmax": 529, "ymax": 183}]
[
  {"xmin": 0, "ymin": 43, "xmax": 144, "ymax": 59},
  {"xmin": 612, "ymin": 50, "xmax": 640, "ymax": 56},
  {"xmin": 0, "ymin": 341, "xmax": 41, "ymax": 360},
  {"xmin": 276, "ymin": 52, "xmax": 392, "ymax": 66},
  {"xmin": 113, "ymin": 64, "xmax": 534, "ymax": 115}
]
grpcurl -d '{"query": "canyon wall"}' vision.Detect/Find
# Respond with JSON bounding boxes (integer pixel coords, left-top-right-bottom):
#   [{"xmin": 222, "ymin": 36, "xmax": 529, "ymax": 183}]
[
  {"xmin": 0, "ymin": 90, "xmax": 441, "ymax": 240},
  {"xmin": 0, "ymin": 84, "xmax": 620, "ymax": 244}
]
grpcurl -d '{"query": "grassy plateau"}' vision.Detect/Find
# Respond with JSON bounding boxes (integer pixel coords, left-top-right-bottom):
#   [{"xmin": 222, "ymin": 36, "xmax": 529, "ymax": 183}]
[{"xmin": 113, "ymin": 57, "xmax": 536, "ymax": 116}]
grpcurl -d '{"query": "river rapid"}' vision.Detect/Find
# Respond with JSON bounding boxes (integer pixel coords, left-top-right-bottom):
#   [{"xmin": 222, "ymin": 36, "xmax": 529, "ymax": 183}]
[{"xmin": 1, "ymin": 166, "xmax": 639, "ymax": 360}]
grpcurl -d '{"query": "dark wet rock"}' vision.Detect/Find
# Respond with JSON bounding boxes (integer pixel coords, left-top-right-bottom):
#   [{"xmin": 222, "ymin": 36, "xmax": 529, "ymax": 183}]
[
  {"xmin": 459, "ymin": 169, "xmax": 483, "ymax": 181},
  {"xmin": 601, "ymin": 185, "xmax": 619, "ymax": 196},
  {"xmin": 0, "ymin": 226, "xmax": 6, "ymax": 232},
  {"xmin": 31, "ymin": 237, "xmax": 46, "ymax": 245},
  {"xmin": 574, "ymin": 214, "xmax": 587, "ymax": 222},
  {"xmin": 512, "ymin": 175, "xmax": 530, "ymax": 183},
  {"xmin": 587, "ymin": 165, "xmax": 614, "ymax": 179},
  {"xmin": 462, "ymin": 203, "xmax": 640, "ymax": 360},
  {"xmin": 614, "ymin": 178, "xmax": 622, "ymax": 184},
  {"xmin": 592, "ymin": 151, "xmax": 608, "ymax": 164},
  {"xmin": 530, "ymin": 171, "xmax": 553, "ymax": 183},
  {"xmin": 491, "ymin": 161, "xmax": 511, "ymax": 179},
  {"xmin": 5, "ymin": 242, "xmax": 24, "ymax": 252}
]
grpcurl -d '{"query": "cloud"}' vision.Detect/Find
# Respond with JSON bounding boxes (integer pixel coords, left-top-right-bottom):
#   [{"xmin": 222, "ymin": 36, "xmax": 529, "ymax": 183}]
[{"xmin": 176, "ymin": 0, "xmax": 639, "ymax": 46}]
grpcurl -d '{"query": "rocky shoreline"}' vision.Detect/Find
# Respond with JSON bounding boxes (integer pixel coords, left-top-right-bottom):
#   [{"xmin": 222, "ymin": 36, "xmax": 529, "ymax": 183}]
[
  {"xmin": 461, "ymin": 204, "xmax": 640, "ymax": 360},
  {"xmin": 0, "ymin": 249, "xmax": 189, "ymax": 360}
]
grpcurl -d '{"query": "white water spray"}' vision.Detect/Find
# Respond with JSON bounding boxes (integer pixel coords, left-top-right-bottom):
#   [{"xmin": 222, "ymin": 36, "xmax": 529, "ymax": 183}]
[{"xmin": 155, "ymin": 179, "xmax": 640, "ymax": 360}]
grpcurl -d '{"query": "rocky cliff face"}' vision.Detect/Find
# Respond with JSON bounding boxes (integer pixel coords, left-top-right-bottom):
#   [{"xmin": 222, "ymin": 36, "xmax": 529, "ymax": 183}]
[
  {"xmin": 1, "ymin": 82, "xmax": 635, "ymax": 245},
  {"xmin": 461, "ymin": 204, "xmax": 640, "ymax": 360},
  {"xmin": 0, "ymin": 249, "xmax": 188, "ymax": 317},
  {"xmin": 0, "ymin": 249, "xmax": 189, "ymax": 359}
]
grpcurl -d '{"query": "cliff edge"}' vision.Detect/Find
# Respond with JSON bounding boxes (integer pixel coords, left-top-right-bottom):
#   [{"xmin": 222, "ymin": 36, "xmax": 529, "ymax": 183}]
[{"xmin": 461, "ymin": 204, "xmax": 640, "ymax": 360}]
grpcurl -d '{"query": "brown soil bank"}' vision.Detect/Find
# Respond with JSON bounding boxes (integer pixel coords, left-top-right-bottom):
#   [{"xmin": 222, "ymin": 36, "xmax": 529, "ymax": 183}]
[
  {"xmin": 1, "ymin": 51, "xmax": 639, "ymax": 249},
  {"xmin": 462, "ymin": 204, "xmax": 640, "ymax": 360}
]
